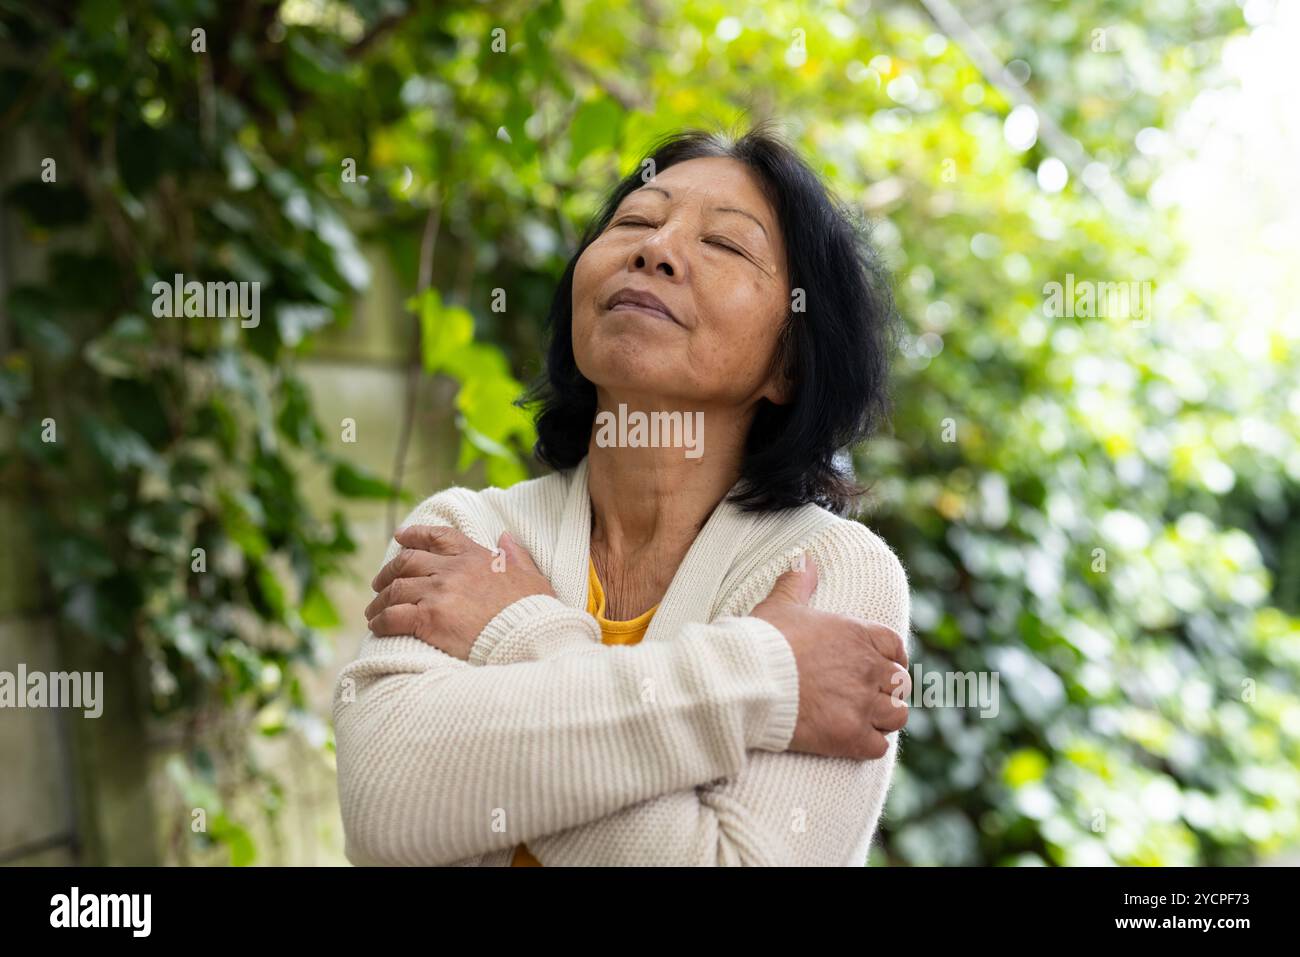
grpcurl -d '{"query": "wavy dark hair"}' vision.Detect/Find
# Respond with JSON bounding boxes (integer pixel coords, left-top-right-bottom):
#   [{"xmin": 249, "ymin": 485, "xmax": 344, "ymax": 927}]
[{"xmin": 520, "ymin": 120, "xmax": 900, "ymax": 515}]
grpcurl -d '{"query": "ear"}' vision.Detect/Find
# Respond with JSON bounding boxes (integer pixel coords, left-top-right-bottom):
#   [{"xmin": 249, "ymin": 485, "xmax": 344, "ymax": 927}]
[{"xmin": 761, "ymin": 364, "xmax": 794, "ymax": 406}]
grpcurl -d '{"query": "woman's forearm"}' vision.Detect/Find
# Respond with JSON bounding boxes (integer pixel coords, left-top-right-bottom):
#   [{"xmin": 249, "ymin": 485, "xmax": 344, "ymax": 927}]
[
  {"xmin": 526, "ymin": 737, "xmax": 902, "ymax": 866},
  {"xmin": 333, "ymin": 611, "xmax": 799, "ymax": 866},
  {"xmin": 495, "ymin": 521, "xmax": 914, "ymax": 867}
]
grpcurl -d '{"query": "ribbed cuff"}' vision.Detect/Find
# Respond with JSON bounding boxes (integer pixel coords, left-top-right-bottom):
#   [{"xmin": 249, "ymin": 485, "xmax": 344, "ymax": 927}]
[
  {"xmin": 717, "ymin": 615, "xmax": 802, "ymax": 752},
  {"xmin": 468, "ymin": 593, "xmax": 572, "ymax": 666}
]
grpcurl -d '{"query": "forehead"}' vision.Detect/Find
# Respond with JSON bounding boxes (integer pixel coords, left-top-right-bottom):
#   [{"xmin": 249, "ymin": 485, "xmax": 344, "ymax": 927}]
[{"xmin": 623, "ymin": 157, "xmax": 777, "ymax": 223}]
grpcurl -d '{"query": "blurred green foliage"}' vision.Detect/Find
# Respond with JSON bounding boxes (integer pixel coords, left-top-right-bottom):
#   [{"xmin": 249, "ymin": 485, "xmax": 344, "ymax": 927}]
[{"xmin": 2, "ymin": 0, "xmax": 1296, "ymax": 865}]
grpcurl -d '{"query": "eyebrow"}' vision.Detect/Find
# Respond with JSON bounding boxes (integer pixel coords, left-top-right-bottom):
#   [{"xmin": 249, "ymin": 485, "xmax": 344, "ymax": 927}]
[{"xmin": 625, "ymin": 185, "xmax": 770, "ymax": 241}]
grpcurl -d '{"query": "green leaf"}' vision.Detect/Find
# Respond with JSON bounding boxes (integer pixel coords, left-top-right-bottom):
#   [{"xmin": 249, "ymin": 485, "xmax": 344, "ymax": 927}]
[
  {"xmin": 414, "ymin": 288, "xmax": 474, "ymax": 371},
  {"xmin": 255, "ymin": 564, "xmax": 287, "ymax": 619},
  {"xmin": 210, "ymin": 814, "xmax": 257, "ymax": 867},
  {"xmin": 218, "ymin": 490, "xmax": 270, "ymax": 559},
  {"xmin": 84, "ymin": 315, "xmax": 153, "ymax": 378},
  {"xmin": 83, "ymin": 413, "xmax": 163, "ymax": 474},
  {"xmin": 300, "ymin": 582, "xmax": 341, "ymax": 629},
  {"xmin": 331, "ymin": 460, "xmax": 395, "ymax": 499}
]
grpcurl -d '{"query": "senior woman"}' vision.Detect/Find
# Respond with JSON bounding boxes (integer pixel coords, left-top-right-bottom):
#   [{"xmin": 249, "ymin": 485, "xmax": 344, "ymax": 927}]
[{"xmin": 333, "ymin": 123, "xmax": 913, "ymax": 867}]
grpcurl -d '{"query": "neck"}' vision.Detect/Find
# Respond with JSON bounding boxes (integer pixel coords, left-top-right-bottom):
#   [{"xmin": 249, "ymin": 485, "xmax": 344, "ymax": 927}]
[{"xmin": 585, "ymin": 391, "xmax": 750, "ymax": 562}]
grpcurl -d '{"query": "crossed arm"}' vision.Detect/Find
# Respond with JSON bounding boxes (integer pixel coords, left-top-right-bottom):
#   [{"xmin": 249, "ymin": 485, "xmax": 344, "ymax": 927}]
[
  {"xmin": 333, "ymin": 492, "xmax": 911, "ymax": 866},
  {"xmin": 473, "ymin": 529, "xmax": 912, "ymax": 867}
]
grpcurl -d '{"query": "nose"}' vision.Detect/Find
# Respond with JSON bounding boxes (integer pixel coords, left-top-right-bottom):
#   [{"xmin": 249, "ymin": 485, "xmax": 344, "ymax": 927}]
[{"xmin": 628, "ymin": 220, "xmax": 687, "ymax": 280}]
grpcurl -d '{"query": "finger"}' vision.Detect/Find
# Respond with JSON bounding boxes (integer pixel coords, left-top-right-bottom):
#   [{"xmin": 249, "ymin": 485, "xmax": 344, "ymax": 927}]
[
  {"xmin": 368, "ymin": 604, "xmax": 422, "ymax": 638},
  {"xmin": 364, "ymin": 577, "xmax": 430, "ymax": 621},
  {"xmin": 883, "ymin": 661, "xmax": 911, "ymax": 701},
  {"xmin": 371, "ymin": 548, "xmax": 445, "ymax": 593},
  {"xmin": 870, "ymin": 690, "xmax": 909, "ymax": 733},
  {"xmin": 855, "ymin": 726, "xmax": 891, "ymax": 761},
  {"xmin": 765, "ymin": 555, "xmax": 819, "ymax": 605},
  {"xmin": 869, "ymin": 623, "xmax": 908, "ymax": 669},
  {"xmin": 393, "ymin": 524, "xmax": 475, "ymax": 556},
  {"xmin": 497, "ymin": 531, "xmax": 541, "ymax": 574}
]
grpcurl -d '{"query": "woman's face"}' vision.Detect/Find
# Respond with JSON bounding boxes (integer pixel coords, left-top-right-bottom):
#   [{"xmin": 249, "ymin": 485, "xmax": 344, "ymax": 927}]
[{"xmin": 571, "ymin": 156, "xmax": 791, "ymax": 410}]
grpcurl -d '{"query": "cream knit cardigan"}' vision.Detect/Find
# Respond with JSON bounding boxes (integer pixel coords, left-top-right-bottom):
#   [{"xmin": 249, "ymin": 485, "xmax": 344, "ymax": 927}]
[{"xmin": 332, "ymin": 455, "xmax": 912, "ymax": 866}]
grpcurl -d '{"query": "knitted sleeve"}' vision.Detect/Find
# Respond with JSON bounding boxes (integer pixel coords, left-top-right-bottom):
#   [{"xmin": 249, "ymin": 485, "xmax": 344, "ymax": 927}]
[
  {"xmin": 332, "ymin": 490, "xmax": 802, "ymax": 867},
  {"xmin": 522, "ymin": 520, "xmax": 913, "ymax": 866}
]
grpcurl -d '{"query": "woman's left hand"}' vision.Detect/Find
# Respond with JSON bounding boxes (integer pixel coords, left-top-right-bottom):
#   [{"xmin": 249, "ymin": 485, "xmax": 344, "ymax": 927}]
[{"xmin": 365, "ymin": 525, "xmax": 556, "ymax": 660}]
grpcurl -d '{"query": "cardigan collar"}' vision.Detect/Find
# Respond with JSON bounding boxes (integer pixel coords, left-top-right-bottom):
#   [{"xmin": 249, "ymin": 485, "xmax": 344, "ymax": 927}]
[{"xmin": 551, "ymin": 455, "xmax": 836, "ymax": 641}]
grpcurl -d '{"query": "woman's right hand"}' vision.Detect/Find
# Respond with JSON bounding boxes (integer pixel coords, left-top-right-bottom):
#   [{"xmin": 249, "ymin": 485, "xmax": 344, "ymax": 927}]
[{"xmin": 750, "ymin": 557, "xmax": 911, "ymax": 760}]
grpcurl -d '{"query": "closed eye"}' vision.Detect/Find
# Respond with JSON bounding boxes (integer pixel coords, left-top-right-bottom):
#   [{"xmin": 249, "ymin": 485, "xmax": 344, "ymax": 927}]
[{"xmin": 612, "ymin": 220, "xmax": 747, "ymax": 258}]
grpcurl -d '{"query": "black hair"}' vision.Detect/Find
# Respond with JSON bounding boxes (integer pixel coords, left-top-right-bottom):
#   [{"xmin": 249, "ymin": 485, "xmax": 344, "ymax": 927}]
[{"xmin": 520, "ymin": 119, "xmax": 900, "ymax": 515}]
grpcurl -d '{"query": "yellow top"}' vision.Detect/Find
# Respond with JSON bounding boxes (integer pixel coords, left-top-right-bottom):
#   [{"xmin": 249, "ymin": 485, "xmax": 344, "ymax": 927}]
[{"xmin": 510, "ymin": 557, "xmax": 659, "ymax": 866}]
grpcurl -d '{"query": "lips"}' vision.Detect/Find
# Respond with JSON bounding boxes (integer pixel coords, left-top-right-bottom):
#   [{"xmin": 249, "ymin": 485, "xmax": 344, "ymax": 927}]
[{"xmin": 605, "ymin": 286, "xmax": 681, "ymax": 325}]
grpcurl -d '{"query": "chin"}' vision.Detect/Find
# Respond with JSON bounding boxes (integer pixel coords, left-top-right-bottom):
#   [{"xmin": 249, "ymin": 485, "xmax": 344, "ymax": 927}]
[
  {"xmin": 578, "ymin": 330, "xmax": 679, "ymax": 385},
  {"xmin": 586, "ymin": 359, "xmax": 672, "ymax": 393}
]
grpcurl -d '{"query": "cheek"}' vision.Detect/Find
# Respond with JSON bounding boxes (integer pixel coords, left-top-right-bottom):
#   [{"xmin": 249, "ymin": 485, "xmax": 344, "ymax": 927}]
[
  {"xmin": 570, "ymin": 247, "xmax": 605, "ymax": 350},
  {"xmin": 572, "ymin": 236, "xmax": 627, "ymax": 309},
  {"xmin": 571, "ymin": 248, "xmax": 597, "ymax": 311},
  {"xmin": 697, "ymin": 280, "xmax": 787, "ymax": 374}
]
